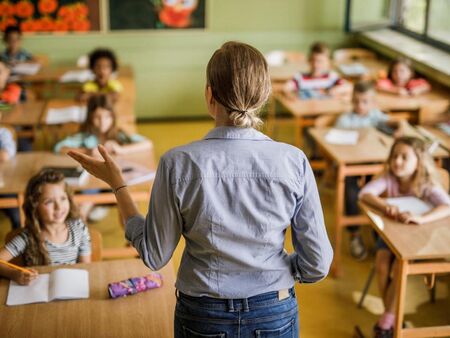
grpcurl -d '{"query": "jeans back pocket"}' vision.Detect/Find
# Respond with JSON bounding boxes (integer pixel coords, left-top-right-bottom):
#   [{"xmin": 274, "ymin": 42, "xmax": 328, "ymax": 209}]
[
  {"xmin": 183, "ymin": 326, "xmax": 226, "ymax": 338},
  {"xmin": 255, "ymin": 319, "xmax": 294, "ymax": 338}
]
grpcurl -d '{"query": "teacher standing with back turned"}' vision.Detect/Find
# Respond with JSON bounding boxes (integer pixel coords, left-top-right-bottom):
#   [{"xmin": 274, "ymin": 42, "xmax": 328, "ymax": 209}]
[{"xmin": 69, "ymin": 41, "xmax": 333, "ymax": 337}]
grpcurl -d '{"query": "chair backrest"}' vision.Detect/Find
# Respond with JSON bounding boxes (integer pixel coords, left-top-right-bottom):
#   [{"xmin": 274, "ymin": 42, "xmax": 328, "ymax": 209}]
[
  {"xmin": 89, "ymin": 228, "xmax": 102, "ymax": 262},
  {"xmin": 4, "ymin": 227, "xmax": 103, "ymax": 266},
  {"xmin": 333, "ymin": 48, "xmax": 376, "ymax": 63}
]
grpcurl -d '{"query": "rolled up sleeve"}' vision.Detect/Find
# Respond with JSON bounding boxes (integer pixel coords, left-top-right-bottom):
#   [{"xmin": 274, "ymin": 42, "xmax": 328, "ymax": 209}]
[
  {"xmin": 290, "ymin": 156, "xmax": 333, "ymax": 283},
  {"xmin": 125, "ymin": 156, "xmax": 183, "ymax": 271}
]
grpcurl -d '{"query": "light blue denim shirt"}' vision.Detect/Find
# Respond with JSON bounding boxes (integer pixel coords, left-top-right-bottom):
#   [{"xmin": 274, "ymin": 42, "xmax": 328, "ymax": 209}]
[{"xmin": 125, "ymin": 126, "xmax": 333, "ymax": 298}]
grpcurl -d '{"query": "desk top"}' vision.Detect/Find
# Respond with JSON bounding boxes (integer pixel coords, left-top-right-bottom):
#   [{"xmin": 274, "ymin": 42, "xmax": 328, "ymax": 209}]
[
  {"xmin": 376, "ymin": 89, "xmax": 449, "ymax": 112},
  {"xmin": 309, "ymin": 127, "xmax": 393, "ymax": 164},
  {"xmin": 420, "ymin": 125, "xmax": 450, "ymax": 153},
  {"xmin": 274, "ymin": 92, "xmax": 352, "ymax": 117},
  {"xmin": 20, "ymin": 65, "xmax": 134, "ymax": 83},
  {"xmin": 0, "ymin": 101, "xmax": 46, "ymax": 127},
  {"xmin": 43, "ymin": 99, "xmax": 136, "ymax": 125},
  {"xmin": 0, "ymin": 151, "xmax": 155, "ymax": 195},
  {"xmin": 309, "ymin": 127, "xmax": 448, "ymax": 164},
  {"xmin": 360, "ymin": 203, "xmax": 450, "ymax": 260},
  {"xmin": 269, "ymin": 58, "xmax": 387, "ymax": 83},
  {"xmin": 0, "ymin": 259, "xmax": 176, "ymax": 338}
]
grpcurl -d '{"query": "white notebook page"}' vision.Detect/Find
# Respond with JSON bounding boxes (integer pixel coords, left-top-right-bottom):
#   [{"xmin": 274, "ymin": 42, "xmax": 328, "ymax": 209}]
[
  {"xmin": 50, "ymin": 269, "xmax": 89, "ymax": 301},
  {"xmin": 7, "ymin": 274, "xmax": 50, "ymax": 306}
]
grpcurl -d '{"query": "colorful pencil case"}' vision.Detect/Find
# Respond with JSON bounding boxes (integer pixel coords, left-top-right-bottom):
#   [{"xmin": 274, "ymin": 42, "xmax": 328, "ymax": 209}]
[{"xmin": 108, "ymin": 272, "xmax": 163, "ymax": 299}]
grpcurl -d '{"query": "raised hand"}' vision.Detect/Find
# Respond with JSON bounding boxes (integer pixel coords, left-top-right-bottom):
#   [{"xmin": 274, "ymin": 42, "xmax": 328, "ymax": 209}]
[{"xmin": 68, "ymin": 144, "xmax": 125, "ymax": 189}]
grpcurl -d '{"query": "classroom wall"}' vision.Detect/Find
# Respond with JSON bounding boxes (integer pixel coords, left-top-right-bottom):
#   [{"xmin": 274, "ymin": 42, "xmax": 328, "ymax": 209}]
[{"xmin": 19, "ymin": 0, "xmax": 351, "ymax": 119}]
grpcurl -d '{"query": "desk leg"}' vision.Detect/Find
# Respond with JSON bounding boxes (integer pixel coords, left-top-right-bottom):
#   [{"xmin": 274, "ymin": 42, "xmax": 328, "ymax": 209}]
[
  {"xmin": 394, "ymin": 260, "xmax": 408, "ymax": 338},
  {"xmin": 332, "ymin": 164, "xmax": 345, "ymax": 277}
]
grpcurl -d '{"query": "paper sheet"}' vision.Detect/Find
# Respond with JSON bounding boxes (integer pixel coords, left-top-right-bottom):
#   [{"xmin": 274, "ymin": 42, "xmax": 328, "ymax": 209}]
[
  {"xmin": 7, "ymin": 274, "xmax": 50, "ymax": 305},
  {"xmin": 325, "ymin": 129, "xmax": 359, "ymax": 145},
  {"xmin": 45, "ymin": 106, "xmax": 87, "ymax": 124},
  {"xmin": 50, "ymin": 269, "xmax": 89, "ymax": 301},
  {"xmin": 338, "ymin": 63, "xmax": 368, "ymax": 76},
  {"xmin": 59, "ymin": 69, "xmax": 94, "ymax": 83},
  {"xmin": 386, "ymin": 196, "xmax": 433, "ymax": 215},
  {"xmin": 12, "ymin": 63, "xmax": 41, "ymax": 75}
]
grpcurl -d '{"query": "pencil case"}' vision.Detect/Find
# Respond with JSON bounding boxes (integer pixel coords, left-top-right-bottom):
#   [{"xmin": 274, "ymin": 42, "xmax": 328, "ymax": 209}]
[{"xmin": 108, "ymin": 272, "xmax": 163, "ymax": 299}]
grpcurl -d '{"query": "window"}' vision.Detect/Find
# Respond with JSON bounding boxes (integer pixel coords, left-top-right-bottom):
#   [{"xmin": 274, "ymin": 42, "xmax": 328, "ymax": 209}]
[{"xmin": 345, "ymin": 0, "xmax": 450, "ymax": 51}]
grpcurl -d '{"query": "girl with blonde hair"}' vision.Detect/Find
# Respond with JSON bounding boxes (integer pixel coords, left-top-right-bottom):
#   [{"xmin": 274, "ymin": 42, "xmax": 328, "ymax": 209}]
[{"xmin": 359, "ymin": 137, "xmax": 450, "ymax": 337}]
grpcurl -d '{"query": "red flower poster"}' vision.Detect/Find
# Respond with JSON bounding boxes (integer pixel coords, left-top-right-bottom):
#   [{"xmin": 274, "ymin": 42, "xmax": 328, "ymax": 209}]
[{"xmin": 0, "ymin": 0, "xmax": 100, "ymax": 33}]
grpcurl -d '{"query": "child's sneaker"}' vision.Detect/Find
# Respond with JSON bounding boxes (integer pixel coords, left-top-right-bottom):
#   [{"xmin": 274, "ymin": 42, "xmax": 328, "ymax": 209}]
[
  {"xmin": 373, "ymin": 324, "xmax": 393, "ymax": 338},
  {"xmin": 88, "ymin": 206, "xmax": 109, "ymax": 222},
  {"xmin": 350, "ymin": 235, "xmax": 367, "ymax": 260}
]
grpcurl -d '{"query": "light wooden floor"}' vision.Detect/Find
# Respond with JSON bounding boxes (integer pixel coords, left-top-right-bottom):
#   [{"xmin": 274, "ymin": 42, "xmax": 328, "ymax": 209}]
[{"xmin": 1, "ymin": 120, "xmax": 448, "ymax": 337}]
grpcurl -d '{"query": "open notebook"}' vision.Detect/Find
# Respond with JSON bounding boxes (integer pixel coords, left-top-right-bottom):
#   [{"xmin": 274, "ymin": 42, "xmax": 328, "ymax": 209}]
[{"xmin": 6, "ymin": 269, "xmax": 89, "ymax": 306}]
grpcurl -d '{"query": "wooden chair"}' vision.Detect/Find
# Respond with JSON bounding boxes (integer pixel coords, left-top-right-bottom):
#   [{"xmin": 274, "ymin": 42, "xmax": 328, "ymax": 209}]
[
  {"xmin": 4, "ymin": 227, "xmax": 103, "ymax": 266},
  {"xmin": 333, "ymin": 48, "xmax": 376, "ymax": 63}
]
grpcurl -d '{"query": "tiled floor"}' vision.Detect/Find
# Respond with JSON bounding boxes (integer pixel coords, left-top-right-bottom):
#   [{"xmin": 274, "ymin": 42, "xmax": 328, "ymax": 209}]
[{"xmin": 1, "ymin": 120, "xmax": 448, "ymax": 337}]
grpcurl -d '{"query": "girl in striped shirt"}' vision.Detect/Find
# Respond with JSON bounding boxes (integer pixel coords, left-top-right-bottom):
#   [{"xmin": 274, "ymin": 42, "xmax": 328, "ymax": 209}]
[{"xmin": 0, "ymin": 170, "xmax": 91, "ymax": 285}]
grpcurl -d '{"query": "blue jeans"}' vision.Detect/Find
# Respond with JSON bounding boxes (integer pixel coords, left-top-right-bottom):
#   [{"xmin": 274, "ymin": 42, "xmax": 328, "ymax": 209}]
[{"xmin": 174, "ymin": 287, "xmax": 299, "ymax": 337}]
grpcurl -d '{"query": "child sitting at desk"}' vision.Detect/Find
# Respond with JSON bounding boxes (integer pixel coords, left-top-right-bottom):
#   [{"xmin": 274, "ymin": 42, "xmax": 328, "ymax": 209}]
[
  {"xmin": 335, "ymin": 81, "xmax": 407, "ymax": 260},
  {"xmin": 0, "ymin": 60, "xmax": 21, "ymax": 104},
  {"xmin": 0, "ymin": 25, "xmax": 36, "ymax": 66},
  {"xmin": 54, "ymin": 94, "xmax": 152, "ymax": 221},
  {"xmin": 55, "ymin": 94, "xmax": 152, "ymax": 155},
  {"xmin": 0, "ymin": 124, "xmax": 20, "ymax": 229},
  {"xmin": 0, "ymin": 169, "xmax": 92, "ymax": 285},
  {"xmin": 377, "ymin": 57, "xmax": 430, "ymax": 96},
  {"xmin": 283, "ymin": 42, "xmax": 351, "ymax": 99},
  {"xmin": 359, "ymin": 137, "xmax": 450, "ymax": 337},
  {"xmin": 78, "ymin": 48, "xmax": 123, "ymax": 103}
]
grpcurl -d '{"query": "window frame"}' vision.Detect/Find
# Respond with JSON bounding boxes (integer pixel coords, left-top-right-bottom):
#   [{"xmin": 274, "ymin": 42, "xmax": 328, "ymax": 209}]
[{"xmin": 345, "ymin": 0, "xmax": 450, "ymax": 52}]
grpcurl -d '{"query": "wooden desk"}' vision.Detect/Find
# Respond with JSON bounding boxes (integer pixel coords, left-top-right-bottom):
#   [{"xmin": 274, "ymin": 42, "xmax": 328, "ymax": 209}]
[
  {"xmin": 0, "ymin": 101, "xmax": 46, "ymax": 138},
  {"xmin": 41, "ymin": 99, "xmax": 136, "ymax": 148},
  {"xmin": 0, "ymin": 151, "xmax": 155, "ymax": 214},
  {"xmin": 271, "ymin": 92, "xmax": 351, "ymax": 147},
  {"xmin": 308, "ymin": 127, "xmax": 448, "ymax": 276},
  {"xmin": 20, "ymin": 65, "xmax": 134, "ymax": 83},
  {"xmin": 376, "ymin": 89, "xmax": 449, "ymax": 113},
  {"xmin": 419, "ymin": 126, "xmax": 450, "ymax": 153},
  {"xmin": 269, "ymin": 58, "xmax": 388, "ymax": 83},
  {"xmin": 0, "ymin": 259, "xmax": 176, "ymax": 338},
  {"xmin": 360, "ymin": 204, "xmax": 450, "ymax": 338}
]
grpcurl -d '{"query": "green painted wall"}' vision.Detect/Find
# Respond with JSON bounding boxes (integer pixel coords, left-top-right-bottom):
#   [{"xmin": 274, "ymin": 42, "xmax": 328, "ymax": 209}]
[{"xmin": 18, "ymin": 0, "xmax": 349, "ymax": 119}]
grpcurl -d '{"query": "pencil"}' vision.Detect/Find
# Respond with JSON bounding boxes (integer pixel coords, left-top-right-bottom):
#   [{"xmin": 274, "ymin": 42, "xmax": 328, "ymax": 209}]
[{"xmin": 0, "ymin": 259, "xmax": 34, "ymax": 274}]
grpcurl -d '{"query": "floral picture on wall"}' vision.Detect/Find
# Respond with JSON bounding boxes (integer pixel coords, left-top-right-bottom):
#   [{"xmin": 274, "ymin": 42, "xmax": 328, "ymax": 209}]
[
  {"xmin": 109, "ymin": 0, "xmax": 206, "ymax": 30},
  {"xmin": 0, "ymin": 0, "xmax": 100, "ymax": 33}
]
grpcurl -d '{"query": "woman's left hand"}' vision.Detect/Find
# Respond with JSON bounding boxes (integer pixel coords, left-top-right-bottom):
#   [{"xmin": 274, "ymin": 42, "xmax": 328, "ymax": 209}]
[{"xmin": 68, "ymin": 144, "xmax": 125, "ymax": 189}]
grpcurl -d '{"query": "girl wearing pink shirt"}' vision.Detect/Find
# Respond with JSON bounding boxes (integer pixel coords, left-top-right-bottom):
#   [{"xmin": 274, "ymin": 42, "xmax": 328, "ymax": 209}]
[{"xmin": 359, "ymin": 137, "xmax": 450, "ymax": 338}]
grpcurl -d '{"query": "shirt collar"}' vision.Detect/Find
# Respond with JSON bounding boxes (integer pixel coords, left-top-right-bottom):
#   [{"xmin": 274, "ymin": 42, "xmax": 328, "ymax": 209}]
[{"xmin": 204, "ymin": 126, "xmax": 271, "ymax": 141}]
